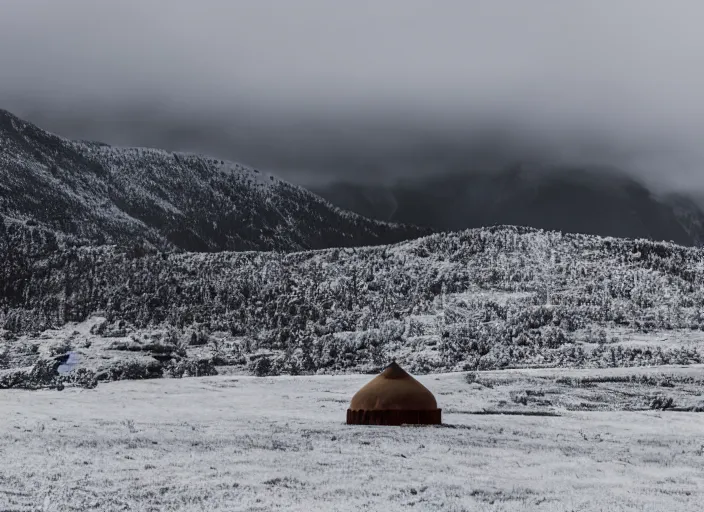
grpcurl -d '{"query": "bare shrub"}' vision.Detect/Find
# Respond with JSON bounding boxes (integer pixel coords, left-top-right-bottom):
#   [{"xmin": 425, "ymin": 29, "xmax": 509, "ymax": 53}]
[
  {"xmin": 510, "ymin": 391, "xmax": 529, "ymax": 406},
  {"xmin": 96, "ymin": 359, "xmax": 163, "ymax": 382},
  {"xmin": 90, "ymin": 318, "xmax": 108, "ymax": 335},
  {"xmin": 187, "ymin": 328, "xmax": 210, "ymax": 346},
  {"xmin": 47, "ymin": 338, "xmax": 72, "ymax": 357},
  {"xmin": 263, "ymin": 477, "xmax": 304, "ymax": 488},
  {"xmin": 250, "ymin": 356, "xmax": 278, "ymax": 377},
  {"xmin": 63, "ymin": 368, "xmax": 98, "ymax": 389},
  {"xmin": 24, "ymin": 343, "xmax": 40, "ymax": 355},
  {"xmin": 165, "ymin": 358, "xmax": 218, "ymax": 378},
  {"xmin": 0, "ymin": 357, "xmax": 61, "ymax": 389},
  {"xmin": 123, "ymin": 419, "xmax": 137, "ymax": 433},
  {"xmin": 2, "ymin": 330, "xmax": 17, "ymax": 341},
  {"xmin": 0, "ymin": 346, "xmax": 9, "ymax": 369},
  {"xmin": 650, "ymin": 396, "xmax": 675, "ymax": 410}
]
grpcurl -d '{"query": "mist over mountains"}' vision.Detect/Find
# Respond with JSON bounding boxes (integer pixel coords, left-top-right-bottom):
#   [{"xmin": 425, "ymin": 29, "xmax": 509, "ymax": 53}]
[
  {"xmin": 5, "ymin": 1, "xmax": 704, "ymax": 237},
  {"xmin": 2, "ymin": 108, "xmax": 704, "ymax": 249},
  {"xmin": 314, "ymin": 165, "xmax": 704, "ymax": 247}
]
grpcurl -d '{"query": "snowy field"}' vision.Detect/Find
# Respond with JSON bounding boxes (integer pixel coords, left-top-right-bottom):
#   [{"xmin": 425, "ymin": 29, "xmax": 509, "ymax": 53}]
[{"xmin": 1, "ymin": 368, "xmax": 703, "ymax": 511}]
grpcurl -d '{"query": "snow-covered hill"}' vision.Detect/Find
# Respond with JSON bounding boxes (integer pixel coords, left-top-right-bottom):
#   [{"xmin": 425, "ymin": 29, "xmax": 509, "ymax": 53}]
[
  {"xmin": 0, "ymin": 109, "xmax": 426, "ymax": 251},
  {"xmin": 2, "ymin": 225, "xmax": 704, "ymax": 381}
]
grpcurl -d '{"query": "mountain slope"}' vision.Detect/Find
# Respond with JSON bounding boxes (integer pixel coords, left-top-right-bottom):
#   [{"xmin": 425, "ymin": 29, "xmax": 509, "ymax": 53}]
[
  {"xmin": 661, "ymin": 192, "xmax": 704, "ymax": 246},
  {"xmin": 314, "ymin": 166, "xmax": 704, "ymax": 246},
  {"xmin": 0, "ymin": 109, "xmax": 426, "ymax": 251},
  {"xmin": 2, "ymin": 225, "xmax": 703, "ymax": 376}
]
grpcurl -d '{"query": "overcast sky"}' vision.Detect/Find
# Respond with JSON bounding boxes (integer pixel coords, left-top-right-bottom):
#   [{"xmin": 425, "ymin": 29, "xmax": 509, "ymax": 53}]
[{"xmin": 2, "ymin": 1, "xmax": 704, "ymax": 189}]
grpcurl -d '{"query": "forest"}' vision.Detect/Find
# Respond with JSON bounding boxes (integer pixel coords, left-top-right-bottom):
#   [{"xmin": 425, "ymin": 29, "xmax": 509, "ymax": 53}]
[{"xmin": 2, "ymin": 220, "xmax": 703, "ymax": 384}]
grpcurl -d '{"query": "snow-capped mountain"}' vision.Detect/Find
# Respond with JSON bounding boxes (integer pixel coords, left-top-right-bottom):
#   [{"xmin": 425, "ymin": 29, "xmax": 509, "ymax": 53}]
[
  {"xmin": 314, "ymin": 165, "xmax": 704, "ymax": 246},
  {"xmin": 0, "ymin": 109, "xmax": 426, "ymax": 252}
]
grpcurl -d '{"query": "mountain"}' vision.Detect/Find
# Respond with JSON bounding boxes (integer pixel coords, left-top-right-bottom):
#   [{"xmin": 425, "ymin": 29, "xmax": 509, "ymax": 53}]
[
  {"xmin": 0, "ymin": 109, "xmax": 426, "ymax": 252},
  {"xmin": 313, "ymin": 165, "xmax": 704, "ymax": 246},
  {"xmin": 661, "ymin": 191, "xmax": 704, "ymax": 246},
  {"xmin": 2, "ymin": 225, "xmax": 703, "ymax": 382}
]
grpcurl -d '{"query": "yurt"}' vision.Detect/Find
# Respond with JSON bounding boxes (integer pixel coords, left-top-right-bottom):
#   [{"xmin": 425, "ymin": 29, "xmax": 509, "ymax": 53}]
[{"xmin": 346, "ymin": 362, "xmax": 441, "ymax": 425}]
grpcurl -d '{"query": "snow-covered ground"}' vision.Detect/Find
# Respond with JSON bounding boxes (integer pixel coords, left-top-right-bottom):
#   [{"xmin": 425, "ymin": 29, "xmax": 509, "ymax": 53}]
[{"xmin": 2, "ymin": 368, "xmax": 703, "ymax": 511}]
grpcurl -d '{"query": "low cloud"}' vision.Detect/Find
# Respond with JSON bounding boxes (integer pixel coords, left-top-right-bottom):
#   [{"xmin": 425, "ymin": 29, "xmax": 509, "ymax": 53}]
[{"xmin": 2, "ymin": 1, "xmax": 704, "ymax": 190}]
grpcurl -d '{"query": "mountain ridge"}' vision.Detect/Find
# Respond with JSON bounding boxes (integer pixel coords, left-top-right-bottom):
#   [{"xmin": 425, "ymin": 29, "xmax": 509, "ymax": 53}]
[{"xmin": 0, "ymin": 108, "xmax": 427, "ymax": 252}]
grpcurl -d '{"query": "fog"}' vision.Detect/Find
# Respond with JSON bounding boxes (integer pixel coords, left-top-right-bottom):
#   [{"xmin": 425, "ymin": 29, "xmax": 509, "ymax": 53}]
[{"xmin": 2, "ymin": 1, "xmax": 704, "ymax": 190}]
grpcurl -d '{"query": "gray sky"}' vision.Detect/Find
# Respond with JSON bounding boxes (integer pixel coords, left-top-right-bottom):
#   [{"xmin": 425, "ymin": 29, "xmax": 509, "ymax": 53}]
[{"xmin": 2, "ymin": 0, "xmax": 704, "ymax": 189}]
